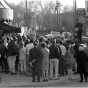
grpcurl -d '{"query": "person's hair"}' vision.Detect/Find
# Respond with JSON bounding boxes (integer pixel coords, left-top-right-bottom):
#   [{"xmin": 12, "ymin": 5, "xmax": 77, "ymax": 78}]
[
  {"xmin": 41, "ymin": 42, "xmax": 46, "ymax": 48},
  {"xmin": 52, "ymin": 39, "xmax": 56, "ymax": 45},
  {"xmin": 30, "ymin": 39, "xmax": 33, "ymax": 43},
  {"xmin": 33, "ymin": 40, "xmax": 38, "ymax": 46},
  {"xmin": 0, "ymin": 40, "xmax": 2, "ymax": 44},
  {"xmin": 46, "ymin": 40, "xmax": 49, "ymax": 45},
  {"xmin": 75, "ymin": 22, "xmax": 83, "ymax": 29},
  {"xmin": 59, "ymin": 41, "xmax": 63, "ymax": 44}
]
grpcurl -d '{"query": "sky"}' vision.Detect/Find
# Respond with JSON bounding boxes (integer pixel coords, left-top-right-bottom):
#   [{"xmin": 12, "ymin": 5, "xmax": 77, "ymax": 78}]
[{"xmin": 5, "ymin": 0, "xmax": 85, "ymax": 8}]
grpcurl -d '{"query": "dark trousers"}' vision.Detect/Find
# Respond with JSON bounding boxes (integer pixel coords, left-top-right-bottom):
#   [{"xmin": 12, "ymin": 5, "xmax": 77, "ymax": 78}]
[
  {"xmin": 15, "ymin": 55, "xmax": 19, "ymax": 72},
  {"xmin": 59, "ymin": 57, "xmax": 66, "ymax": 76},
  {"xmin": 32, "ymin": 67, "xmax": 41, "ymax": 82},
  {"xmin": 80, "ymin": 72, "xmax": 88, "ymax": 81},
  {"xmin": 0, "ymin": 57, "xmax": 9, "ymax": 73}
]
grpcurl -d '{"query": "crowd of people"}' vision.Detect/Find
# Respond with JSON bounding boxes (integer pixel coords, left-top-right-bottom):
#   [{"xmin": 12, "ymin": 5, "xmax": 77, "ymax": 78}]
[{"xmin": 0, "ymin": 33, "xmax": 88, "ymax": 83}]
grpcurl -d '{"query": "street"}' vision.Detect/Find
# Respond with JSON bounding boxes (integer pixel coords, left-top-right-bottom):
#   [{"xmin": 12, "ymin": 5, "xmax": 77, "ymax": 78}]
[{"xmin": 0, "ymin": 73, "xmax": 87, "ymax": 87}]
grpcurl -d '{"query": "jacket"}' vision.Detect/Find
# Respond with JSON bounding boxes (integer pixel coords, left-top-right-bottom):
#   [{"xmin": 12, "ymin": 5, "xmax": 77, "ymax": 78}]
[
  {"xmin": 29, "ymin": 46, "xmax": 43, "ymax": 70},
  {"xmin": 49, "ymin": 44, "xmax": 60, "ymax": 59},
  {"xmin": 7, "ymin": 40, "xmax": 19, "ymax": 56}
]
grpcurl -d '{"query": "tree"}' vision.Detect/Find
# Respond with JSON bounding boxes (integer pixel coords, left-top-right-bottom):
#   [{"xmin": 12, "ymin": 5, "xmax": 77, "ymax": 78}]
[
  {"xmin": 7, "ymin": 1, "xmax": 76, "ymax": 34},
  {"xmin": 61, "ymin": 6, "xmax": 75, "ymax": 32},
  {"xmin": 8, "ymin": 1, "xmax": 33, "ymax": 27},
  {"xmin": 36, "ymin": 1, "xmax": 58, "ymax": 34}
]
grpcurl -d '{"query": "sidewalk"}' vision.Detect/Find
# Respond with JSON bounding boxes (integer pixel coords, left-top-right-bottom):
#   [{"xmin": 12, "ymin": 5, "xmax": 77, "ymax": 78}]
[{"xmin": 0, "ymin": 73, "xmax": 88, "ymax": 87}]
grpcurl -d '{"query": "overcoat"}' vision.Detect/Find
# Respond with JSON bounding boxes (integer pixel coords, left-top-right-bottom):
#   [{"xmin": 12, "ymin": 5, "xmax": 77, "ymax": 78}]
[
  {"xmin": 41, "ymin": 48, "xmax": 49, "ymax": 71},
  {"xmin": 29, "ymin": 46, "xmax": 43, "ymax": 72},
  {"xmin": 77, "ymin": 50, "xmax": 88, "ymax": 73}
]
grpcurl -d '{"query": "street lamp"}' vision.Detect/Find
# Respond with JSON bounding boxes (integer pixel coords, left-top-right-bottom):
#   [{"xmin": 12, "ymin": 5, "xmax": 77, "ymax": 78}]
[
  {"xmin": 25, "ymin": 0, "xmax": 28, "ymax": 27},
  {"xmin": 73, "ymin": 0, "xmax": 77, "ymax": 24},
  {"xmin": 55, "ymin": 0, "xmax": 61, "ymax": 31}
]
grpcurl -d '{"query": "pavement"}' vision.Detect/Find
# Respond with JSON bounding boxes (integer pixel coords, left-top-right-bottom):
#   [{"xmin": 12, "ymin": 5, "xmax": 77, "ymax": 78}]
[{"xmin": 0, "ymin": 73, "xmax": 87, "ymax": 87}]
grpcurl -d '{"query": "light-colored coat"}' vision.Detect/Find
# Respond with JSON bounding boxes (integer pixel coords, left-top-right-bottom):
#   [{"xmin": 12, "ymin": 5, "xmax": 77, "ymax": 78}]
[
  {"xmin": 19, "ymin": 47, "xmax": 26, "ymax": 61},
  {"xmin": 65, "ymin": 46, "xmax": 75, "ymax": 69},
  {"xmin": 41, "ymin": 48, "xmax": 49, "ymax": 71}
]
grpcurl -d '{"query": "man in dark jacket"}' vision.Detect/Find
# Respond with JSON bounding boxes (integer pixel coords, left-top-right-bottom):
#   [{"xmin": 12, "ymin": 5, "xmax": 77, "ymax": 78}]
[
  {"xmin": 49, "ymin": 39, "xmax": 60, "ymax": 79},
  {"xmin": 7, "ymin": 38, "xmax": 19, "ymax": 74},
  {"xmin": 29, "ymin": 41, "xmax": 43, "ymax": 82},
  {"xmin": 0, "ymin": 40, "xmax": 8, "ymax": 73}
]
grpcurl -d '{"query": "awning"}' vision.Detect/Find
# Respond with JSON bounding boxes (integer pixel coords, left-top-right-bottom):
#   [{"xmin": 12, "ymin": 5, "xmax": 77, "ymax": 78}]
[{"xmin": 0, "ymin": 22, "xmax": 21, "ymax": 33}]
